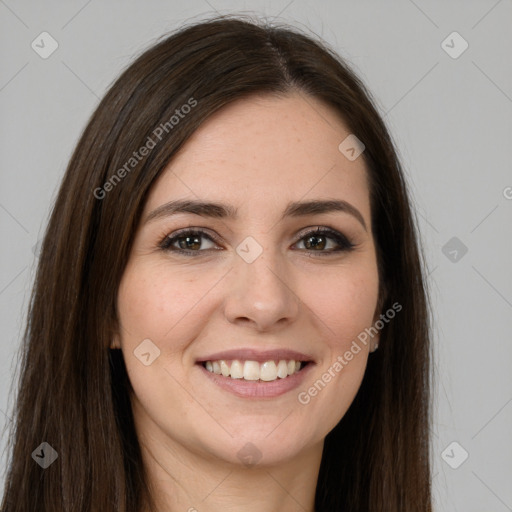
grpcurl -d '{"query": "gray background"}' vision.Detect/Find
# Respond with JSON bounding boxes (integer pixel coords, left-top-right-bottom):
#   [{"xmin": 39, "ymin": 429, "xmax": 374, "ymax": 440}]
[{"xmin": 1, "ymin": 0, "xmax": 511, "ymax": 510}]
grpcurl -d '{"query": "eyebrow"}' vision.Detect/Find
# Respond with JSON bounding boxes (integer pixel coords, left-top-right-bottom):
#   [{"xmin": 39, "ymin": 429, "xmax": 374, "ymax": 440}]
[{"xmin": 144, "ymin": 198, "xmax": 367, "ymax": 231}]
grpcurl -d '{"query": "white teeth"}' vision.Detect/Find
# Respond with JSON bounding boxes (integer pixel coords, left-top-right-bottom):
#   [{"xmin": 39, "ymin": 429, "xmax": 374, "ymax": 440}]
[
  {"xmin": 220, "ymin": 360, "xmax": 230, "ymax": 377},
  {"xmin": 203, "ymin": 359, "xmax": 306, "ymax": 381},
  {"xmin": 230, "ymin": 360, "xmax": 244, "ymax": 379},
  {"xmin": 243, "ymin": 361, "xmax": 260, "ymax": 380},
  {"xmin": 276, "ymin": 360, "xmax": 288, "ymax": 378},
  {"xmin": 260, "ymin": 361, "xmax": 277, "ymax": 381}
]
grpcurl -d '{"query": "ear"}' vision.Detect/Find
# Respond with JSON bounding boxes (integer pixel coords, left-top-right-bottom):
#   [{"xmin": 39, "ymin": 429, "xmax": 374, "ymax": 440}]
[
  {"xmin": 370, "ymin": 301, "xmax": 385, "ymax": 353},
  {"xmin": 370, "ymin": 281, "xmax": 388, "ymax": 352},
  {"xmin": 110, "ymin": 334, "xmax": 122, "ymax": 350},
  {"xmin": 370, "ymin": 312, "xmax": 381, "ymax": 353}
]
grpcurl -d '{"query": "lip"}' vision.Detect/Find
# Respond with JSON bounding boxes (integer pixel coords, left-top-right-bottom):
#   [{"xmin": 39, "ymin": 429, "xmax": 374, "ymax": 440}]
[
  {"xmin": 195, "ymin": 348, "xmax": 314, "ymax": 364},
  {"xmin": 197, "ymin": 361, "xmax": 315, "ymax": 398}
]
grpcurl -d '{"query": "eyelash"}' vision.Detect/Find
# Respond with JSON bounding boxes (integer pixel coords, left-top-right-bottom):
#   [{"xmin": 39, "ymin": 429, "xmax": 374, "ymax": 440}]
[{"xmin": 158, "ymin": 226, "xmax": 356, "ymax": 257}]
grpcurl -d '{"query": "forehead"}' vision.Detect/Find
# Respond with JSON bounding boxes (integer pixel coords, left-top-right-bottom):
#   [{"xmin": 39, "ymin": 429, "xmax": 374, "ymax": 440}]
[{"xmin": 145, "ymin": 92, "xmax": 371, "ymax": 223}]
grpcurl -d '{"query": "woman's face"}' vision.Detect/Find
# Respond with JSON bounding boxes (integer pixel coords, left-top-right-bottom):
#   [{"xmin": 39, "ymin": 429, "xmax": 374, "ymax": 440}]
[{"xmin": 114, "ymin": 92, "xmax": 381, "ymax": 468}]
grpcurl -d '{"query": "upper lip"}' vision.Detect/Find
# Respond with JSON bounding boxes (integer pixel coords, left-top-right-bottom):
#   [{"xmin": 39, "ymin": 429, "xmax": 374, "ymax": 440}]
[{"xmin": 196, "ymin": 348, "xmax": 315, "ymax": 364}]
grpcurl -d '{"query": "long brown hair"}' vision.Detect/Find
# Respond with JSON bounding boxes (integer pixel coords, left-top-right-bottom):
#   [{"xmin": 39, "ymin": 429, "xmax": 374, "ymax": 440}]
[{"xmin": 1, "ymin": 14, "xmax": 433, "ymax": 511}]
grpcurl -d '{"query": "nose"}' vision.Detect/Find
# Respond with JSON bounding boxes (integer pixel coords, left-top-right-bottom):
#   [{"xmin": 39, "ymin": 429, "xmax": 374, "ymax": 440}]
[{"xmin": 223, "ymin": 249, "xmax": 300, "ymax": 332}]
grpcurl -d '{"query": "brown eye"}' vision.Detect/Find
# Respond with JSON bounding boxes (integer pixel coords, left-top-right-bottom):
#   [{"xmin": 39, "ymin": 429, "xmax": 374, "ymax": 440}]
[
  {"xmin": 160, "ymin": 229, "xmax": 218, "ymax": 254},
  {"xmin": 295, "ymin": 227, "xmax": 355, "ymax": 254},
  {"xmin": 159, "ymin": 226, "xmax": 355, "ymax": 257}
]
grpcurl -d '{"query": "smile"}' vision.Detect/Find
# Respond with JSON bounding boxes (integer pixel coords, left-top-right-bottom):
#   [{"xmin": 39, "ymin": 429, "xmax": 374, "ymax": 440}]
[
  {"xmin": 197, "ymin": 360, "xmax": 314, "ymax": 399},
  {"xmin": 202, "ymin": 359, "xmax": 307, "ymax": 381}
]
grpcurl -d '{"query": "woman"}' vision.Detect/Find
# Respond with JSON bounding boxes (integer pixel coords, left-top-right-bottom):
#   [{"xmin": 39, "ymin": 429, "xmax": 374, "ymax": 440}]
[{"xmin": 1, "ymin": 15, "xmax": 433, "ymax": 512}]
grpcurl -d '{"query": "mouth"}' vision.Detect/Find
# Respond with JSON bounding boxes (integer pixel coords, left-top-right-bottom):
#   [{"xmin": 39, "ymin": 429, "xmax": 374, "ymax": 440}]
[
  {"xmin": 195, "ymin": 348, "xmax": 314, "ymax": 381},
  {"xmin": 195, "ymin": 348, "xmax": 315, "ymax": 398},
  {"xmin": 198, "ymin": 359, "xmax": 312, "ymax": 382}
]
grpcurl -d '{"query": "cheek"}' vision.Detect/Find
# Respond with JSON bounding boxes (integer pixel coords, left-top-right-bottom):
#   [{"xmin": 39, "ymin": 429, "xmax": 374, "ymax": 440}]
[
  {"xmin": 292, "ymin": 270, "xmax": 378, "ymax": 440},
  {"xmin": 295, "ymin": 260, "xmax": 378, "ymax": 411},
  {"xmin": 117, "ymin": 261, "xmax": 215, "ymax": 343},
  {"xmin": 116, "ymin": 262, "xmax": 209, "ymax": 433},
  {"xmin": 315, "ymin": 281, "xmax": 377, "ymax": 330},
  {"xmin": 303, "ymin": 262, "xmax": 380, "ymax": 351}
]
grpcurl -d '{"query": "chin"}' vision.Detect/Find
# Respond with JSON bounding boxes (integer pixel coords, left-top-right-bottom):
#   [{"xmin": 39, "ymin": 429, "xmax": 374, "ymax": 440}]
[{"xmin": 201, "ymin": 424, "xmax": 313, "ymax": 469}]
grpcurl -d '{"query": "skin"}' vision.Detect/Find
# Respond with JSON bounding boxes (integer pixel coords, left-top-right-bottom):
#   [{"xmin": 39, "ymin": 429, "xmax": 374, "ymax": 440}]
[{"xmin": 112, "ymin": 92, "xmax": 381, "ymax": 512}]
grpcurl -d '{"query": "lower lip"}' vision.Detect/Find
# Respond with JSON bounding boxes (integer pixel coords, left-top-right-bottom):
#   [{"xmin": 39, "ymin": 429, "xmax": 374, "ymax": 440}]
[{"xmin": 197, "ymin": 363, "xmax": 314, "ymax": 398}]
